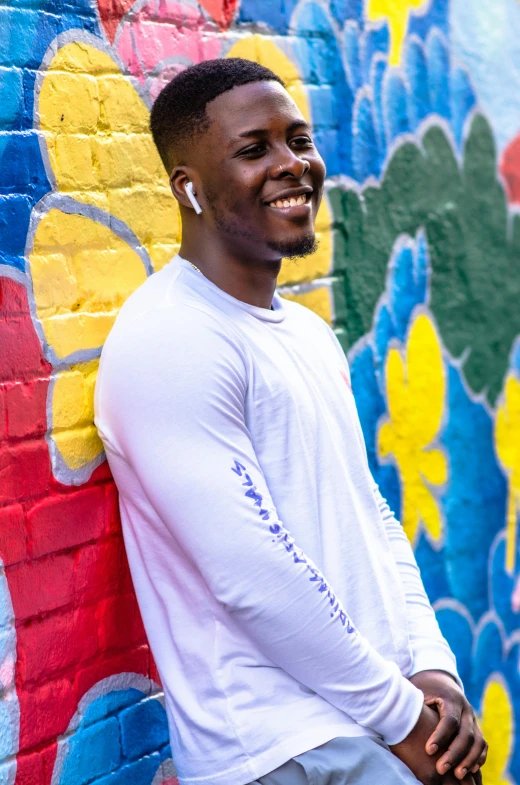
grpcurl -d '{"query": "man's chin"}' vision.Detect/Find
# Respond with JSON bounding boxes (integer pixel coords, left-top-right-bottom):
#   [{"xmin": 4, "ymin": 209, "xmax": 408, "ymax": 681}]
[{"xmin": 267, "ymin": 234, "xmax": 318, "ymax": 259}]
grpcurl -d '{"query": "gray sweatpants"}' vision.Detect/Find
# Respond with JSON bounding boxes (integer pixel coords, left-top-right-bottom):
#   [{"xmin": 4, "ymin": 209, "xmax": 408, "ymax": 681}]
[{"xmin": 247, "ymin": 736, "xmax": 422, "ymax": 785}]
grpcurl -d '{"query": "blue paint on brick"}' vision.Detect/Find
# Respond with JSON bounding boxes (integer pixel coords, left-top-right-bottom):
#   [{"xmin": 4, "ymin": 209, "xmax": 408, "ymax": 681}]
[
  {"xmin": 371, "ymin": 55, "xmax": 387, "ymax": 158},
  {"xmin": 59, "ymin": 717, "xmax": 122, "ymax": 785},
  {"xmin": 307, "ymin": 84, "xmax": 336, "ymax": 129},
  {"xmin": 408, "ymin": 0, "xmax": 449, "ymax": 42},
  {"xmin": 352, "ymin": 94, "xmax": 381, "ymax": 181},
  {"xmin": 0, "ymin": 195, "xmax": 34, "ymax": 270},
  {"xmin": 294, "ymin": 1, "xmax": 353, "ymax": 175},
  {"xmin": 405, "ymin": 38, "xmax": 431, "ymax": 131},
  {"xmin": 237, "ymin": 0, "xmax": 300, "ymax": 34},
  {"xmin": 414, "ymin": 531, "xmax": 451, "ymax": 607},
  {"xmin": 435, "ymin": 605, "xmax": 473, "ymax": 691},
  {"xmin": 490, "ymin": 538, "xmax": 520, "ymax": 637},
  {"xmin": 362, "ymin": 22, "xmax": 389, "ymax": 84},
  {"xmin": 384, "ymin": 71, "xmax": 410, "ymax": 143},
  {"xmin": 120, "ymin": 696, "xmax": 170, "ymax": 762},
  {"xmin": 81, "ymin": 688, "xmax": 146, "ymax": 728},
  {"xmin": 441, "ymin": 365, "xmax": 507, "ymax": 622},
  {"xmin": 330, "ymin": 0, "xmax": 363, "ymax": 27},
  {"xmin": 450, "ymin": 67, "xmax": 476, "ymax": 148},
  {"xmin": 0, "ymin": 68, "xmax": 24, "ymax": 130},
  {"xmin": 343, "ymin": 22, "xmax": 362, "ymax": 92},
  {"xmin": 427, "ymin": 31, "xmax": 451, "ymax": 122},
  {"xmin": 388, "ymin": 235, "xmax": 428, "ymax": 342},
  {"xmin": 94, "ymin": 752, "xmax": 164, "ymax": 785},
  {"xmin": 56, "ymin": 688, "xmax": 171, "ymax": 785}
]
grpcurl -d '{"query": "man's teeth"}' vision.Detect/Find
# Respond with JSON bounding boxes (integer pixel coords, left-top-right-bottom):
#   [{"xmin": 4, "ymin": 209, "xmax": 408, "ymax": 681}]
[{"xmin": 269, "ymin": 194, "xmax": 308, "ymax": 208}]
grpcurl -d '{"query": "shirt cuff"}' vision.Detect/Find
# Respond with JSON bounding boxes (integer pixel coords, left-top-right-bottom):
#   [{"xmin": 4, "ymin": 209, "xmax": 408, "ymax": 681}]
[
  {"xmin": 376, "ymin": 676, "xmax": 424, "ymax": 746},
  {"xmin": 409, "ymin": 642, "xmax": 464, "ymax": 691}
]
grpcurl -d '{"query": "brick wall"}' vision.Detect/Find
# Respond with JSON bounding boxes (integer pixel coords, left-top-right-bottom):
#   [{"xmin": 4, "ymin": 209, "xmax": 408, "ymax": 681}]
[{"xmin": 1, "ymin": 1, "xmax": 520, "ymax": 783}]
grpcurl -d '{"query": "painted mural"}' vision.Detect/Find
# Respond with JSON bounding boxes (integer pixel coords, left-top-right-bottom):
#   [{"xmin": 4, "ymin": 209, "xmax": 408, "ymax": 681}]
[{"xmin": 0, "ymin": 0, "xmax": 519, "ymax": 782}]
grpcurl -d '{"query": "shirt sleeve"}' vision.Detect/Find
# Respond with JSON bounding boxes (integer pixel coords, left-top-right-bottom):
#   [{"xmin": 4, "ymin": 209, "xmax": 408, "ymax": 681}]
[
  {"xmin": 373, "ymin": 486, "xmax": 463, "ymax": 688},
  {"xmin": 318, "ymin": 317, "xmax": 461, "ymax": 689},
  {"xmin": 96, "ymin": 305, "xmax": 424, "ymax": 746}
]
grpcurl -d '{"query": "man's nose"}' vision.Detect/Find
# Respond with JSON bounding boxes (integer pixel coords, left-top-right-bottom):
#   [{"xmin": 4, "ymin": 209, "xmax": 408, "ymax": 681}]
[{"xmin": 270, "ymin": 149, "xmax": 310, "ymax": 179}]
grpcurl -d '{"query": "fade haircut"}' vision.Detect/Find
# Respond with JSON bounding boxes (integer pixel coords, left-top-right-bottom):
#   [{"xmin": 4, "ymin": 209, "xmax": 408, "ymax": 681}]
[{"xmin": 150, "ymin": 58, "xmax": 284, "ymax": 174}]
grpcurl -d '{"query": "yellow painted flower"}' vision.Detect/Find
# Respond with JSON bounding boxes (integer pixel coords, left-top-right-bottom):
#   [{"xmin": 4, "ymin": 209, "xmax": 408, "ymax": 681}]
[
  {"xmin": 495, "ymin": 373, "xmax": 520, "ymax": 574},
  {"xmin": 378, "ymin": 313, "xmax": 447, "ymax": 544},
  {"xmin": 27, "ymin": 37, "xmax": 180, "ymax": 482},
  {"xmin": 478, "ymin": 676, "xmax": 514, "ymax": 785},
  {"xmin": 367, "ymin": 0, "xmax": 428, "ymax": 65}
]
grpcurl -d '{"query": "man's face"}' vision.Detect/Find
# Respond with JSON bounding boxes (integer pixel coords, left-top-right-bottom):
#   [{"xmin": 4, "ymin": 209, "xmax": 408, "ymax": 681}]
[{"xmin": 193, "ymin": 80, "xmax": 326, "ymax": 261}]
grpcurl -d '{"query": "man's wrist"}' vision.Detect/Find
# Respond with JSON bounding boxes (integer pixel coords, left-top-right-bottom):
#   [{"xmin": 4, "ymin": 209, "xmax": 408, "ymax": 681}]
[
  {"xmin": 411, "ymin": 669, "xmax": 459, "ymax": 686},
  {"xmin": 408, "ymin": 645, "xmax": 463, "ymax": 690}
]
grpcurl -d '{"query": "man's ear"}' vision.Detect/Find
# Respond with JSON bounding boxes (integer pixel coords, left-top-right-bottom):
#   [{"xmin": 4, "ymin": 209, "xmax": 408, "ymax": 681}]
[{"xmin": 170, "ymin": 167, "xmax": 200, "ymax": 210}]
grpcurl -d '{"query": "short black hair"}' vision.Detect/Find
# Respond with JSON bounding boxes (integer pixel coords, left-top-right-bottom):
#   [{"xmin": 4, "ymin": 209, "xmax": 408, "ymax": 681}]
[{"xmin": 150, "ymin": 57, "xmax": 284, "ymax": 173}]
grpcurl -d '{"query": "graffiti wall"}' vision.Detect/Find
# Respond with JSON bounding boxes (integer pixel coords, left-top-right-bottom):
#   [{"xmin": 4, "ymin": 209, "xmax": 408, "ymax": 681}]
[{"xmin": 0, "ymin": 0, "xmax": 519, "ymax": 782}]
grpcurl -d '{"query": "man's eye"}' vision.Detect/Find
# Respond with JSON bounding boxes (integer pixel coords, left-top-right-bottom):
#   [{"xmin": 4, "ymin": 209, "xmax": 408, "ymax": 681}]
[
  {"xmin": 291, "ymin": 136, "xmax": 314, "ymax": 148},
  {"xmin": 240, "ymin": 144, "xmax": 266, "ymax": 157}
]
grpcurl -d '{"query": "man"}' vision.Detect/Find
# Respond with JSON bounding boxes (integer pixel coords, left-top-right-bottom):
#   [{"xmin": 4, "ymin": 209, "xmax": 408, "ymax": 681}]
[{"xmin": 94, "ymin": 58, "xmax": 487, "ymax": 785}]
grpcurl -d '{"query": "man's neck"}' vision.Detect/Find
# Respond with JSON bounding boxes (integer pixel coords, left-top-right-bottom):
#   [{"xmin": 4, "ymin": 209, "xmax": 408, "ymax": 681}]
[{"xmin": 179, "ymin": 238, "xmax": 281, "ymax": 310}]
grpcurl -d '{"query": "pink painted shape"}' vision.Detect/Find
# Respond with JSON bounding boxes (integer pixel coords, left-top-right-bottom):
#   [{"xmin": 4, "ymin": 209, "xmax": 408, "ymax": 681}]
[{"xmin": 115, "ymin": 0, "xmax": 222, "ymax": 97}]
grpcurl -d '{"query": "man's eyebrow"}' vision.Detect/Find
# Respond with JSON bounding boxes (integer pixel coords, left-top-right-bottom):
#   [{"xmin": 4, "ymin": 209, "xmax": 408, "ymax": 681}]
[{"xmin": 236, "ymin": 120, "xmax": 310, "ymax": 139}]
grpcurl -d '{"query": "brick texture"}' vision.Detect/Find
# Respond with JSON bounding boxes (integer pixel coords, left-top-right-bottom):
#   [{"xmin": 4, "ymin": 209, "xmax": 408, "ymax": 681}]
[{"xmin": 1, "ymin": 1, "xmax": 519, "ymax": 784}]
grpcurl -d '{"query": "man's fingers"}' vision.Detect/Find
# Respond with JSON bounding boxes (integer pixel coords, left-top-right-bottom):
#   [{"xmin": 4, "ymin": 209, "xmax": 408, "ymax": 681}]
[
  {"xmin": 470, "ymin": 742, "xmax": 488, "ymax": 774},
  {"xmin": 435, "ymin": 711, "xmax": 476, "ymax": 775},
  {"xmin": 443, "ymin": 766, "xmax": 477, "ymax": 785},
  {"xmin": 472, "ymin": 767, "xmax": 483, "ymax": 785},
  {"xmin": 426, "ymin": 707, "xmax": 460, "ymax": 754},
  {"xmin": 453, "ymin": 736, "xmax": 487, "ymax": 780}
]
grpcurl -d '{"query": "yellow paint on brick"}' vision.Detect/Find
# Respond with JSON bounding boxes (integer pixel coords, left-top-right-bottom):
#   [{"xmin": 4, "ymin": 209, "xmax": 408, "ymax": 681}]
[
  {"xmin": 367, "ymin": 0, "xmax": 427, "ymax": 65},
  {"xmin": 30, "ymin": 209, "xmax": 147, "ymax": 359},
  {"xmin": 227, "ymin": 36, "xmax": 332, "ymax": 285},
  {"xmin": 51, "ymin": 360, "xmax": 104, "ymax": 470},
  {"xmin": 495, "ymin": 374, "xmax": 520, "ymax": 574},
  {"xmin": 30, "ymin": 39, "xmax": 181, "ymax": 478},
  {"xmin": 38, "ymin": 41, "xmax": 180, "ymax": 273},
  {"xmin": 378, "ymin": 313, "xmax": 447, "ymax": 544},
  {"xmin": 282, "ymin": 286, "xmax": 332, "ymax": 325},
  {"xmin": 478, "ymin": 677, "xmax": 514, "ymax": 785}
]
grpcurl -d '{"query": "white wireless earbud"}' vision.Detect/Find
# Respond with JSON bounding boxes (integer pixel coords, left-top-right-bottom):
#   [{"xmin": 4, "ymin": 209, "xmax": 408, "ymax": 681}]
[{"xmin": 185, "ymin": 181, "xmax": 202, "ymax": 214}]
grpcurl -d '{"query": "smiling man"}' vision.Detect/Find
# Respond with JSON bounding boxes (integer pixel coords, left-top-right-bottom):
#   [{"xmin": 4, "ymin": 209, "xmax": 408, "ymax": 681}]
[{"xmin": 94, "ymin": 59, "xmax": 486, "ymax": 785}]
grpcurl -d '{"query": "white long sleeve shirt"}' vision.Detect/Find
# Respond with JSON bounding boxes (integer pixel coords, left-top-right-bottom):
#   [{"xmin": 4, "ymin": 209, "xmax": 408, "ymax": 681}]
[{"xmin": 94, "ymin": 255, "xmax": 460, "ymax": 785}]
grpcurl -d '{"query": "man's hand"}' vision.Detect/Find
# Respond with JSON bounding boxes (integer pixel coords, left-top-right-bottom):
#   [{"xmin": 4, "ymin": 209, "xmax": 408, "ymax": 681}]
[
  {"xmin": 390, "ymin": 704, "xmax": 480, "ymax": 785},
  {"xmin": 410, "ymin": 670, "xmax": 487, "ymax": 780}
]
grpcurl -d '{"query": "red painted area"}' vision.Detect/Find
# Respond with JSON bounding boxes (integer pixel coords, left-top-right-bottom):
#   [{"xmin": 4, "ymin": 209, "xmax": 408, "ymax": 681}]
[
  {"xmin": 501, "ymin": 131, "xmax": 520, "ymax": 203},
  {"xmin": 0, "ymin": 504, "xmax": 26, "ymax": 566},
  {"xmin": 96, "ymin": 0, "xmax": 238, "ymax": 42},
  {"xmin": 0, "ymin": 278, "xmax": 151, "ymax": 785},
  {"xmin": 15, "ymin": 750, "xmax": 45, "ymax": 785}
]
